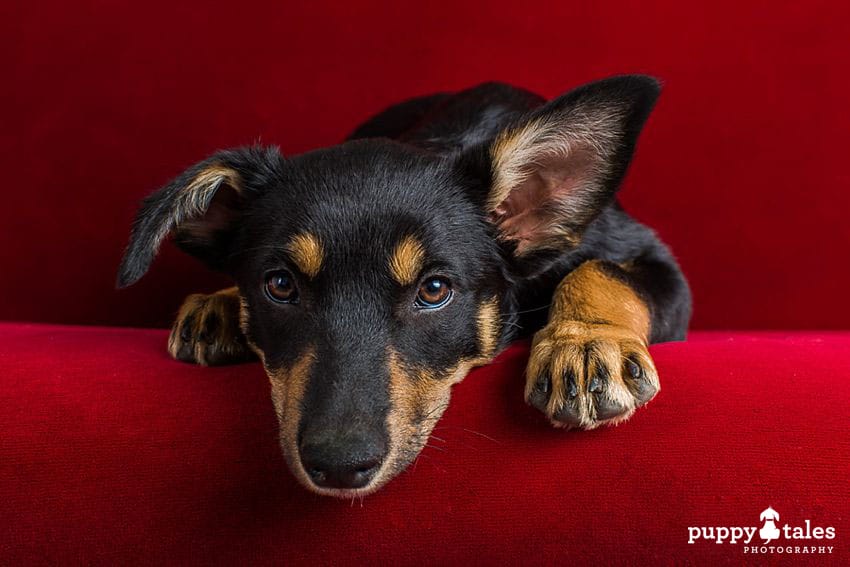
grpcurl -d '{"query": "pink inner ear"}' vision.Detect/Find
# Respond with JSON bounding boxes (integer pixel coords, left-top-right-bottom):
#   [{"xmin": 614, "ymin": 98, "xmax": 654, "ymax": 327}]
[
  {"xmin": 493, "ymin": 172, "xmax": 552, "ymax": 246},
  {"xmin": 492, "ymin": 149, "xmax": 594, "ymax": 253}
]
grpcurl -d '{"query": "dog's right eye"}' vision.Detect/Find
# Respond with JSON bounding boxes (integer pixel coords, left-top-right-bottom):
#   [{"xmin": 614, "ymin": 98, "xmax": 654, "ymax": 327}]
[
  {"xmin": 415, "ymin": 277, "xmax": 452, "ymax": 309},
  {"xmin": 265, "ymin": 270, "xmax": 299, "ymax": 304}
]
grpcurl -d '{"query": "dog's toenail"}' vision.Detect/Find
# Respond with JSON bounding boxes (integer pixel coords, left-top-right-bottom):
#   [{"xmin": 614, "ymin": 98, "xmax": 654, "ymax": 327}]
[
  {"xmin": 553, "ymin": 403, "xmax": 583, "ymax": 427},
  {"xmin": 566, "ymin": 372, "xmax": 578, "ymax": 398},
  {"xmin": 627, "ymin": 360, "xmax": 642, "ymax": 379},
  {"xmin": 589, "ymin": 376, "xmax": 604, "ymax": 393},
  {"xmin": 203, "ymin": 312, "xmax": 220, "ymax": 339}
]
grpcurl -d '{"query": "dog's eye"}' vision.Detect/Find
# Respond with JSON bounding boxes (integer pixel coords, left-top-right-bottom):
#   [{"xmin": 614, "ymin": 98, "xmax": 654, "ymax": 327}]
[
  {"xmin": 265, "ymin": 270, "xmax": 299, "ymax": 304},
  {"xmin": 415, "ymin": 277, "xmax": 452, "ymax": 309}
]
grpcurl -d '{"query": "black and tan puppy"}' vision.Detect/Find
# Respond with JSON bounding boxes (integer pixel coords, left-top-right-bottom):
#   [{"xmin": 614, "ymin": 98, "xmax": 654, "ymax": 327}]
[{"xmin": 118, "ymin": 75, "xmax": 691, "ymax": 497}]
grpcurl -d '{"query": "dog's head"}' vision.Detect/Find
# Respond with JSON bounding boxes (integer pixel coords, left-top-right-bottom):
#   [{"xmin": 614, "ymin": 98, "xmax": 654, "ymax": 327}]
[{"xmin": 118, "ymin": 76, "xmax": 659, "ymax": 496}]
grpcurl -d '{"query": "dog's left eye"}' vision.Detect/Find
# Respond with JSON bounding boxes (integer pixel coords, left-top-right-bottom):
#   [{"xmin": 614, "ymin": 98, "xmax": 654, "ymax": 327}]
[
  {"xmin": 265, "ymin": 270, "xmax": 299, "ymax": 304},
  {"xmin": 415, "ymin": 277, "xmax": 452, "ymax": 309}
]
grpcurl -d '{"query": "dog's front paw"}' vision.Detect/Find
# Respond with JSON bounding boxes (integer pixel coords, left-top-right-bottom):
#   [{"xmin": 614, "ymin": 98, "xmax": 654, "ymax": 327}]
[
  {"xmin": 524, "ymin": 320, "xmax": 659, "ymax": 429},
  {"xmin": 167, "ymin": 288, "xmax": 254, "ymax": 366}
]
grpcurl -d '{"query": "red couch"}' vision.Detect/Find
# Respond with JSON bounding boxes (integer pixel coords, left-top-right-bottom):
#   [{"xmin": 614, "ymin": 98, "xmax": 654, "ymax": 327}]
[
  {"xmin": 2, "ymin": 325, "xmax": 848, "ymax": 564},
  {"xmin": 3, "ymin": 1, "xmax": 849, "ymax": 564}
]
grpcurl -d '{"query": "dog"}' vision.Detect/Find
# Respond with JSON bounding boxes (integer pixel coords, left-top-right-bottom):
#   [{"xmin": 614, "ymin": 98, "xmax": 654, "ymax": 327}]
[{"xmin": 117, "ymin": 75, "xmax": 691, "ymax": 498}]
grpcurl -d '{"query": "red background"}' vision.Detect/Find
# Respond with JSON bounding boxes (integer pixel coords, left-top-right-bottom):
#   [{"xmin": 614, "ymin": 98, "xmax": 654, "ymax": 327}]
[{"xmin": 3, "ymin": 1, "xmax": 849, "ymax": 330}]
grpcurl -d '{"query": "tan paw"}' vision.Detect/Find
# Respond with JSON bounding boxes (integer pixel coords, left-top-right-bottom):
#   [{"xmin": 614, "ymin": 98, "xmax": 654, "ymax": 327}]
[
  {"xmin": 167, "ymin": 288, "xmax": 254, "ymax": 366},
  {"xmin": 525, "ymin": 320, "xmax": 659, "ymax": 428}
]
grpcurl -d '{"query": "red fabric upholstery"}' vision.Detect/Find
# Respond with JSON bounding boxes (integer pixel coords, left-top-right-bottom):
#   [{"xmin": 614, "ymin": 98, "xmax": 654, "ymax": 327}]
[
  {"xmin": 2, "ymin": 323, "xmax": 847, "ymax": 564},
  {"xmin": 2, "ymin": 1, "xmax": 850, "ymax": 329}
]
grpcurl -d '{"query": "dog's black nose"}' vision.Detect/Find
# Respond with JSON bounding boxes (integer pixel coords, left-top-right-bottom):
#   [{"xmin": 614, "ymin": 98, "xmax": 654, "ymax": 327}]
[{"xmin": 299, "ymin": 435, "xmax": 386, "ymax": 489}]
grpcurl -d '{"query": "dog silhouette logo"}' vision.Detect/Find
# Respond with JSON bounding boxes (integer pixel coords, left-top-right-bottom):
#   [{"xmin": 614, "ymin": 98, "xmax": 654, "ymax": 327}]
[{"xmin": 759, "ymin": 506, "xmax": 781, "ymax": 543}]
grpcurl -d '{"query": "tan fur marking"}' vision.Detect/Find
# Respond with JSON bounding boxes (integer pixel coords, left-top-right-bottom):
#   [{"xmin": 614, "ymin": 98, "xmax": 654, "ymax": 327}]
[
  {"xmin": 270, "ymin": 347, "xmax": 316, "ymax": 488},
  {"xmin": 550, "ymin": 260, "xmax": 650, "ymax": 342},
  {"xmin": 387, "ymin": 353, "xmax": 448, "ymax": 450},
  {"xmin": 476, "ymin": 297, "xmax": 500, "ymax": 359},
  {"xmin": 185, "ymin": 166, "xmax": 241, "ymax": 208},
  {"xmin": 238, "ymin": 295, "xmax": 266, "ymax": 363},
  {"xmin": 238, "ymin": 295, "xmax": 250, "ymax": 337},
  {"xmin": 379, "ymin": 349, "xmax": 481, "ymax": 493},
  {"xmin": 389, "ymin": 235, "xmax": 425, "ymax": 286},
  {"xmin": 286, "ymin": 233, "xmax": 324, "ymax": 279}
]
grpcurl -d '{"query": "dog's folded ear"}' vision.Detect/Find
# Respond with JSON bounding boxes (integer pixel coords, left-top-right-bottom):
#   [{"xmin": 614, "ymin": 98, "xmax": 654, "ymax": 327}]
[
  {"xmin": 116, "ymin": 146, "xmax": 281, "ymax": 288},
  {"xmin": 477, "ymin": 75, "xmax": 660, "ymax": 262}
]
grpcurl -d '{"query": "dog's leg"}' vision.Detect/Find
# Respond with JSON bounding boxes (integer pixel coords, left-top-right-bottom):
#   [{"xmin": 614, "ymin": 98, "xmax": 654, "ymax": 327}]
[
  {"xmin": 167, "ymin": 287, "xmax": 256, "ymax": 366},
  {"xmin": 525, "ymin": 257, "xmax": 688, "ymax": 429}
]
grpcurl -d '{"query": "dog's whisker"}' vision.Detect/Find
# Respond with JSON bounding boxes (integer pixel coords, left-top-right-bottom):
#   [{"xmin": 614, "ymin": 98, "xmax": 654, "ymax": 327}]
[
  {"xmin": 510, "ymin": 303, "xmax": 552, "ymax": 316},
  {"xmin": 428, "ymin": 425, "xmax": 501, "ymax": 444},
  {"xmin": 420, "ymin": 403, "xmax": 450, "ymax": 420},
  {"xmin": 416, "ymin": 454, "xmax": 447, "ymax": 475},
  {"xmin": 460, "ymin": 427, "xmax": 501, "ymax": 444}
]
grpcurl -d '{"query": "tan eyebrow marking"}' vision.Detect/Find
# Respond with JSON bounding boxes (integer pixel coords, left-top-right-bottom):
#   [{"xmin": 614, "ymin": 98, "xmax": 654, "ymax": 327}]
[
  {"xmin": 389, "ymin": 235, "xmax": 425, "ymax": 286},
  {"xmin": 285, "ymin": 232, "xmax": 324, "ymax": 278}
]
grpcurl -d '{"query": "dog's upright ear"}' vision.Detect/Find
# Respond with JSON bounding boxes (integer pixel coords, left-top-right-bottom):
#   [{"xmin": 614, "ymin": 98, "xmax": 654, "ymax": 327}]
[
  {"xmin": 116, "ymin": 146, "xmax": 281, "ymax": 288},
  {"xmin": 476, "ymin": 75, "xmax": 660, "ymax": 268}
]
